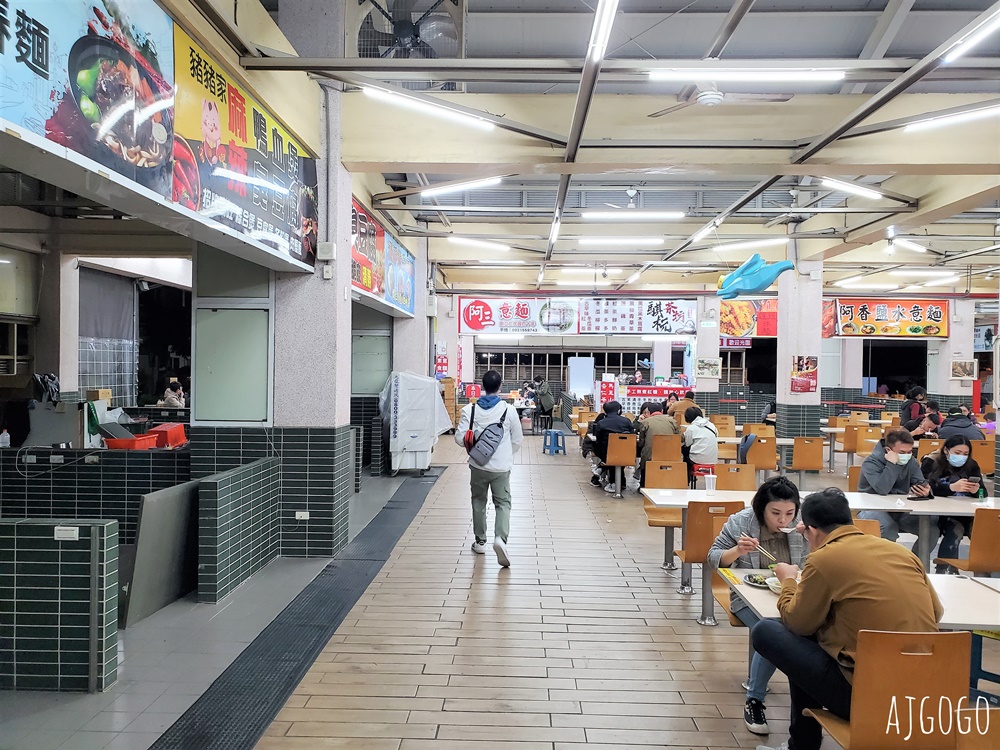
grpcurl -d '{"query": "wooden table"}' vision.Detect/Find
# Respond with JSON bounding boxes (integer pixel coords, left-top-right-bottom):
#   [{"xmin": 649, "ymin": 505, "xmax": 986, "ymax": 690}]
[{"xmin": 720, "ymin": 569, "xmax": 1000, "ymax": 631}]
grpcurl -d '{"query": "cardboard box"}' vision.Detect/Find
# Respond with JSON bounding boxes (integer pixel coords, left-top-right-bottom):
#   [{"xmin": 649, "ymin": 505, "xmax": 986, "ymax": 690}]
[{"xmin": 86, "ymin": 389, "xmax": 113, "ymax": 403}]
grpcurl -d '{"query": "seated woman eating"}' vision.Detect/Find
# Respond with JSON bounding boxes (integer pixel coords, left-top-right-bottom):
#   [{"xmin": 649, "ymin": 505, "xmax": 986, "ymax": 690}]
[
  {"xmin": 920, "ymin": 435, "xmax": 985, "ymax": 573},
  {"xmin": 708, "ymin": 476, "xmax": 809, "ymax": 737}
]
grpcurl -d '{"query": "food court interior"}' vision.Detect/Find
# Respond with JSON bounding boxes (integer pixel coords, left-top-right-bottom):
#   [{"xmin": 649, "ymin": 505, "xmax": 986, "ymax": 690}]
[{"xmin": 3, "ymin": 0, "xmax": 1000, "ymax": 748}]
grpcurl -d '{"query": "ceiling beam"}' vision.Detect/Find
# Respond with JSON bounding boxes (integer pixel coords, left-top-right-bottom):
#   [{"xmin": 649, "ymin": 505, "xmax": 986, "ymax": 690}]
[
  {"xmin": 842, "ymin": 0, "xmax": 915, "ymax": 95},
  {"xmin": 678, "ymin": 0, "xmax": 757, "ymax": 102}
]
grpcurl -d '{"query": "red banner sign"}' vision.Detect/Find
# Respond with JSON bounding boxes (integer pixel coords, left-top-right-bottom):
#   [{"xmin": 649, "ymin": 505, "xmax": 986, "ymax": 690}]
[{"xmin": 721, "ymin": 337, "xmax": 753, "ymax": 348}]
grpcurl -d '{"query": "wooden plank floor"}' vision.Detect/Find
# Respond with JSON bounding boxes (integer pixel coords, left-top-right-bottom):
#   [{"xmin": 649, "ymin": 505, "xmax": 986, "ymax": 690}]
[{"xmin": 257, "ymin": 434, "xmax": 998, "ymax": 749}]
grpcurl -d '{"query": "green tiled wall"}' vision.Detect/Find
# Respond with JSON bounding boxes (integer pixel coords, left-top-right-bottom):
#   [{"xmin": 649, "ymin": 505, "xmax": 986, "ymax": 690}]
[
  {"xmin": 0, "ymin": 519, "xmax": 118, "ymax": 692},
  {"xmin": 198, "ymin": 458, "xmax": 280, "ymax": 603}
]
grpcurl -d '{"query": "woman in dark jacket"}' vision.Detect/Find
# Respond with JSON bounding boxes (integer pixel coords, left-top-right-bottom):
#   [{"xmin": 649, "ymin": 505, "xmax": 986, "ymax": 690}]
[
  {"xmin": 899, "ymin": 386, "xmax": 927, "ymax": 424},
  {"xmin": 533, "ymin": 375, "xmax": 555, "ymax": 431},
  {"xmin": 920, "ymin": 434, "xmax": 985, "ymax": 573}
]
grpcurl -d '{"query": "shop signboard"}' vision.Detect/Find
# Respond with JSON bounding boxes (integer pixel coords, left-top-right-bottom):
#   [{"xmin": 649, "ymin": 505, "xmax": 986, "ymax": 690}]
[
  {"xmin": 350, "ymin": 198, "xmax": 416, "ymax": 315},
  {"xmin": 578, "ymin": 299, "xmax": 697, "ymax": 335},
  {"xmin": 459, "ymin": 297, "xmax": 578, "ymax": 335},
  {"xmin": 720, "ymin": 299, "xmax": 778, "ymax": 337},
  {"xmin": 975, "ymin": 325, "xmax": 996, "ymax": 353},
  {"xmin": 721, "ymin": 337, "xmax": 752, "ymax": 348},
  {"xmin": 821, "ymin": 298, "xmax": 949, "ymax": 337},
  {"xmin": 173, "ymin": 27, "xmax": 318, "ymax": 264},
  {"xmin": 0, "ymin": 0, "xmax": 176, "ymax": 198}
]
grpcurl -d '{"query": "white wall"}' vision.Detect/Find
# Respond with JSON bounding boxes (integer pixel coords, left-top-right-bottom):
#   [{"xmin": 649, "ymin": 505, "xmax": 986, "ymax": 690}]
[{"xmin": 80, "ymin": 258, "xmax": 192, "ymax": 289}]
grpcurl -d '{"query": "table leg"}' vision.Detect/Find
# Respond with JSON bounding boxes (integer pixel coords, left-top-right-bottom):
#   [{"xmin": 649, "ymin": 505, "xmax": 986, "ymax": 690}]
[
  {"xmin": 828, "ymin": 439, "xmax": 835, "ymax": 473},
  {"xmin": 697, "ymin": 564, "xmax": 718, "ymax": 626},
  {"xmin": 678, "ymin": 508, "xmax": 694, "ymax": 594},
  {"xmin": 916, "ymin": 516, "xmax": 932, "ymax": 571}
]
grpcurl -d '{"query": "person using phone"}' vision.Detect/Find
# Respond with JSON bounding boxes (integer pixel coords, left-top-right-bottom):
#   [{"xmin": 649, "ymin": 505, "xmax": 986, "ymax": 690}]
[
  {"xmin": 920, "ymin": 435, "xmax": 985, "ymax": 573},
  {"xmin": 856, "ymin": 429, "xmax": 939, "ymax": 552}
]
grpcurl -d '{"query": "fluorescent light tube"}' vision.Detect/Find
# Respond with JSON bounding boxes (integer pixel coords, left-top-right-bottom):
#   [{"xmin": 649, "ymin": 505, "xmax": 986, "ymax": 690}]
[
  {"xmin": 578, "ymin": 237, "xmax": 663, "ymax": 246},
  {"xmin": 363, "ymin": 87, "xmax": 494, "ymax": 131},
  {"xmin": 212, "ymin": 168, "xmax": 290, "ymax": 195},
  {"xmin": 548, "ymin": 219, "xmax": 562, "ymax": 246},
  {"xmin": 536, "ymin": 270, "xmax": 545, "ymax": 283},
  {"xmin": 893, "ymin": 238, "xmax": 928, "ymax": 253},
  {"xmin": 837, "ymin": 283, "xmax": 900, "ymax": 290},
  {"xmin": 421, "ymin": 176, "xmax": 502, "ymax": 197},
  {"xmin": 905, "ymin": 104, "xmax": 1000, "ymax": 133},
  {"xmin": 0, "ymin": 260, "xmax": 11, "ymax": 264},
  {"xmin": 588, "ymin": 0, "xmax": 620, "ymax": 61},
  {"xmin": 923, "ymin": 276, "xmax": 961, "ymax": 286},
  {"xmin": 448, "ymin": 237, "xmax": 510, "ymax": 252},
  {"xmin": 555, "ymin": 280, "xmax": 613, "ymax": 287},
  {"xmin": 649, "ymin": 69, "xmax": 845, "ymax": 82},
  {"xmin": 561, "ymin": 267, "xmax": 622, "ymax": 275},
  {"xmin": 477, "ymin": 260, "xmax": 524, "ymax": 265},
  {"xmin": 690, "ymin": 225, "xmax": 716, "ymax": 243},
  {"xmin": 712, "ymin": 237, "xmax": 789, "ymax": 252},
  {"xmin": 888, "ymin": 269, "xmax": 963, "ymax": 277},
  {"xmin": 820, "ymin": 178, "xmax": 884, "ymax": 201},
  {"xmin": 581, "ymin": 211, "xmax": 686, "ymax": 221},
  {"xmin": 625, "ymin": 272, "xmax": 641, "ymax": 284},
  {"xmin": 835, "ymin": 276, "xmax": 864, "ymax": 287},
  {"xmin": 943, "ymin": 10, "xmax": 1000, "ymax": 63}
]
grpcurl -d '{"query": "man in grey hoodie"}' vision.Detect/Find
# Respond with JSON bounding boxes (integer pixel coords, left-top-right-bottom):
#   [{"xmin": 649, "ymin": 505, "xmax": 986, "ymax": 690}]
[{"xmin": 857, "ymin": 429, "xmax": 937, "ymax": 549}]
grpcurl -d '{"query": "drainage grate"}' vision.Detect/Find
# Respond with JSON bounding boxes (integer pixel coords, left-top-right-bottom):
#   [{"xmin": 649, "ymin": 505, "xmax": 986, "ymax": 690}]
[{"xmin": 148, "ymin": 467, "xmax": 442, "ymax": 750}]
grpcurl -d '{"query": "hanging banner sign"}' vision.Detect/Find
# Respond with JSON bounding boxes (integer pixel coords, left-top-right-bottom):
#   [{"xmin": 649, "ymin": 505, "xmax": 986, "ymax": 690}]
[
  {"xmin": 719, "ymin": 299, "xmax": 778, "ymax": 337},
  {"xmin": 579, "ymin": 299, "xmax": 697, "ymax": 334},
  {"xmin": 350, "ymin": 198, "xmax": 415, "ymax": 315},
  {"xmin": 173, "ymin": 27, "xmax": 319, "ymax": 264},
  {"xmin": 0, "ymin": 0, "xmax": 176, "ymax": 198},
  {"xmin": 975, "ymin": 325, "xmax": 996, "ymax": 353},
  {"xmin": 822, "ymin": 298, "xmax": 949, "ymax": 337},
  {"xmin": 721, "ymin": 337, "xmax": 753, "ymax": 348}
]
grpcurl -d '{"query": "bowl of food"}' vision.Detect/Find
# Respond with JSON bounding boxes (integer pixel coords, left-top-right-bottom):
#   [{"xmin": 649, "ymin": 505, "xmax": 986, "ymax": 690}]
[
  {"xmin": 880, "ymin": 324, "xmax": 900, "ymax": 335},
  {"xmin": 860, "ymin": 324, "xmax": 877, "ymax": 335},
  {"xmin": 840, "ymin": 323, "xmax": 858, "ymax": 335},
  {"xmin": 923, "ymin": 324, "xmax": 941, "ymax": 335},
  {"xmin": 66, "ymin": 36, "xmax": 173, "ymax": 172},
  {"xmin": 907, "ymin": 325, "xmax": 924, "ymax": 335},
  {"xmin": 766, "ymin": 577, "xmax": 782, "ymax": 594}
]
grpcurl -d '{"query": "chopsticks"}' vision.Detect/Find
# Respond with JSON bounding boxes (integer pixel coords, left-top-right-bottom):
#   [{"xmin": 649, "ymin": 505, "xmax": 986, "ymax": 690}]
[{"xmin": 742, "ymin": 533, "xmax": 777, "ymax": 562}]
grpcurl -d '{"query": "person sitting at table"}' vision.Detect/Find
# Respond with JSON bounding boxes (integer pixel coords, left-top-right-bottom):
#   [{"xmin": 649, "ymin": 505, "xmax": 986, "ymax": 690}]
[
  {"xmin": 856, "ymin": 429, "xmax": 938, "ymax": 552},
  {"xmin": 936, "ymin": 405, "xmax": 985, "ymax": 441},
  {"xmin": 908, "ymin": 413, "xmax": 940, "ymax": 441},
  {"xmin": 635, "ymin": 401, "xmax": 680, "ymax": 489},
  {"xmin": 708, "ymin": 477, "xmax": 808, "ymax": 737},
  {"xmin": 663, "ymin": 392, "xmax": 679, "ymax": 413},
  {"xmin": 920, "ymin": 435, "xmax": 985, "ymax": 574},
  {"xmin": 760, "ymin": 400, "xmax": 777, "ymax": 428},
  {"xmin": 667, "ymin": 390, "xmax": 697, "ymax": 420},
  {"xmin": 982, "ymin": 411, "xmax": 996, "ymax": 434},
  {"xmin": 903, "ymin": 399, "xmax": 940, "ymax": 433},
  {"xmin": 898, "ymin": 386, "xmax": 927, "ymax": 423},
  {"xmin": 752, "ymin": 488, "xmax": 943, "ymax": 750},
  {"xmin": 681, "ymin": 406, "xmax": 718, "ymax": 478},
  {"xmin": 591, "ymin": 401, "xmax": 633, "ymax": 491}
]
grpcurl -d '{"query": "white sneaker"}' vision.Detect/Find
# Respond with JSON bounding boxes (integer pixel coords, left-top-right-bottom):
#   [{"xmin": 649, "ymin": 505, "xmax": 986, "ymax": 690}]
[
  {"xmin": 603, "ymin": 483, "xmax": 617, "ymax": 493},
  {"xmin": 471, "ymin": 540, "xmax": 486, "ymax": 554},
  {"xmin": 755, "ymin": 743, "xmax": 789, "ymax": 750},
  {"xmin": 493, "ymin": 537, "xmax": 511, "ymax": 567}
]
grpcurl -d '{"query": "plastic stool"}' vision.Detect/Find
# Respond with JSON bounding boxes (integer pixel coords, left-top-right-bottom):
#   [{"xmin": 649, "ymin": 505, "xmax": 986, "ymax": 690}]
[
  {"xmin": 543, "ymin": 430, "xmax": 567, "ymax": 455},
  {"xmin": 689, "ymin": 464, "xmax": 714, "ymax": 489}
]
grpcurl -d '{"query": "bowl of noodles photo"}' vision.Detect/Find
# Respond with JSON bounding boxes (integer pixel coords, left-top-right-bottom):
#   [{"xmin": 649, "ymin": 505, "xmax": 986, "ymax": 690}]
[{"xmin": 721, "ymin": 300, "xmax": 758, "ymax": 336}]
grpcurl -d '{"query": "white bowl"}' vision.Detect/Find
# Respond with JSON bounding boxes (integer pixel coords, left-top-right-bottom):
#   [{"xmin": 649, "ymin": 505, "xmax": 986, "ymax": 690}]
[{"xmin": 766, "ymin": 577, "xmax": 782, "ymax": 594}]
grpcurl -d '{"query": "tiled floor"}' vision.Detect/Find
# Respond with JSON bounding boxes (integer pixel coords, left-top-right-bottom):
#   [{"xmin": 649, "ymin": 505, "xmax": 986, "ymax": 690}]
[
  {"xmin": 0, "ymin": 557, "xmax": 330, "ymax": 750},
  {"xmin": 262, "ymin": 435, "xmax": 955, "ymax": 750}
]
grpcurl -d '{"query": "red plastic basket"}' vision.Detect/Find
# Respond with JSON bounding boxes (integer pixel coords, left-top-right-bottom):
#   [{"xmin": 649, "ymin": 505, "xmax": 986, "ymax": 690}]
[
  {"xmin": 148, "ymin": 423, "xmax": 187, "ymax": 448},
  {"xmin": 105, "ymin": 435, "xmax": 158, "ymax": 450}
]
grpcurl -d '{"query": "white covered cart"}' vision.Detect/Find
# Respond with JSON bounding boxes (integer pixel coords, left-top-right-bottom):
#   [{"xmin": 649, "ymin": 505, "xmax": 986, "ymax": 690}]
[{"xmin": 379, "ymin": 372, "xmax": 453, "ymax": 475}]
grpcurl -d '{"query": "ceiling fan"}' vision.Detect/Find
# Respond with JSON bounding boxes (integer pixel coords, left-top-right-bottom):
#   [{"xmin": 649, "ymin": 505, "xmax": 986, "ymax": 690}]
[
  {"xmin": 603, "ymin": 186, "xmax": 640, "ymax": 210},
  {"xmin": 647, "ymin": 84, "xmax": 792, "ymax": 119}
]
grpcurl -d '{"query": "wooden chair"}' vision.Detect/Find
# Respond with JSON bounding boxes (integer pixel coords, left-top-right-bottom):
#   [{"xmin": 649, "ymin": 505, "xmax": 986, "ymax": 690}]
[
  {"xmin": 714, "ymin": 464, "xmax": 757, "ymax": 491},
  {"xmin": 643, "ymin": 498, "xmax": 683, "ymax": 571},
  {"xmin": 605, "ymin": 433, "xmax": 638, "ymax": 498},
  {"xmin": 881, "ymin": 411, "xmax": 896, "ymax": 423},
  {"xmin": 853, "ymin": 518, "xmax": 881, "ymax": 536},
  {"xmin": 855, "ymin": 427, "xmax": 883, "ymax": 459},
  {"xmin": 743, "ymin": 422, "xmax": 775, "ymax": 437},
  {"xmin": 675, "ymin": 500, "xmax": 745, "ymax": 626},
  {"xmin": 970, "ymin": 439, "xmax": 994, "ymax": 476},
  {"xmin": 890, "ymin": 416, "xmax": 901, "ymax": 427},
  {"xmin": 645, "ymin": 461, "xmax": 688, "ymax": 490},
  {"xmin": 848, "ymin": 465, "xmax": 862, "ymax": 492},
  {"xmin": 622, "ymin": 412, "xmax": 635, "ymax": 423},
  {"xmin": 804, "ymin": 630, "xmax": 971, "ymax": 750},
  {"xmin": 827, "ymin": 416, "xmax": 842, "ymax": 428},
  {"xmin": 849, "ymin": 410, "xmax": 869, "ymax": 423},
  {"xmin": 954, "ymin": 708, "xmax": 1000, "ymax": 749},
  {"xmin": 709, "ymin": 414, "xmax": 735, "ymax": 433},
  {"xmin": 918, "ymin": 439, "xmax": 944, "ymax": 460},
  {"xmin": 835, "ymin": 425, "xmax": 862, "ymax": 469},
  {"xmin": 650, "ymin": 433, "xmax": 682, "ymax": 462},
  {"xmin": 934, "ymin": 508, "xmax": 1000, "ymax": 574},
  {"xmin": 786, "ymin": 437, "xmax": 825, "ymax": 485},
  {"xmin": 746, "ymin": 437, "xmax": 778, "ymax": 484}
]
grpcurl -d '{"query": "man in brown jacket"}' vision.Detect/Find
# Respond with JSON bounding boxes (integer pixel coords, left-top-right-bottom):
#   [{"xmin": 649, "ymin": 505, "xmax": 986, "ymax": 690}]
[
  {"xmin": 635, "ymin": 401, "xmax": 679, "ymax": 488},
  {"xmin": 666, "ymin": 390, "xmax": 697, "ymax": 421},
  {"xmin": 752, "ymin": 488, "xmax": 943, "ymax": 750}
]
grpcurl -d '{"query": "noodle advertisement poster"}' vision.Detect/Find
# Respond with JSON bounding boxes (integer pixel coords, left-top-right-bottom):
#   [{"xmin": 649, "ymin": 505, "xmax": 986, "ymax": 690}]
[
  {"xmin": 0, "ymin": 0, "xmax": 175, "ymax": 197},
  {"xmin": 173, "ymin": 27, "xmax": 318, "ymax": 264}
]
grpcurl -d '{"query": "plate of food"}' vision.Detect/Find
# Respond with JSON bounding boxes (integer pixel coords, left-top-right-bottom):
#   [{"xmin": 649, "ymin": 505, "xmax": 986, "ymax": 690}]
[
  {"xmin": 743, "ymin": 573, "xmax": 770, "ymax": 589},
  {"xmin": 840, "ymin": 322, "xmax": 858, "ymax": 335},
  {"xmin": 907, "ymin": 325, "xmax": 924, "ymax": 335},
  {"xmin": 880, "ymin": 324, "xmax": 900, "ymax": 335},
  {"xmin": 923, "ymin": 324, "xmax": 941, "ymax": 335},
  {"xmin": 860, "ymin": 324, "xmax": 877, "ymax": 335}
]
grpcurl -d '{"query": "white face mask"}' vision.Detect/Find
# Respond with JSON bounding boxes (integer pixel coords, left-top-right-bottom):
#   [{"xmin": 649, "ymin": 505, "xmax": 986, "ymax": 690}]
[{"xmin": 897, "ymin": 453, "xmax": 912, "ymax": 466}]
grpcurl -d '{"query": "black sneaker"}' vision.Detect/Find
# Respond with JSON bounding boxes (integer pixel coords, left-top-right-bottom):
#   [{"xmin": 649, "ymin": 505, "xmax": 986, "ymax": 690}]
[
  {"xmin": 590, "ymin": 475, "xmax": 603, "ymax": 487},
  {"xmin": 744, "ymin": 698, "xmax": 768, "ymax": 735}
]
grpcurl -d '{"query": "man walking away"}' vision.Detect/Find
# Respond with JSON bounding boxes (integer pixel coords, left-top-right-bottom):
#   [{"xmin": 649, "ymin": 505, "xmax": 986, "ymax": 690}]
[{"xmin": 454, "ymin": 370, "xmax": 523, "ymax": 567}]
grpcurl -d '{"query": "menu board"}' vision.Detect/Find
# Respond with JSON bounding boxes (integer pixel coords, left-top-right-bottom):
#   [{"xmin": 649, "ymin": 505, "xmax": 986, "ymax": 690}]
[
  {"xmin": 579, "ymin": 299, "xmax": 697, "ymax": 335},
  {"xmin": 173, "ymin": 27, "xmax": 318, "ymax": 264},
  {"xmin": 822, "ymin": 298, "xmax": 949, "ymax": 337},
  {"xmin": 351, "ymin": 198, "xmax": 416, "ymax": 315},
  {"xmin": 0, "ymin": 0, "xmax": 175, "ymax": 197},
  {"xmin": 719, "ymin": 299, "xmax": 778, "ymax": 337}
]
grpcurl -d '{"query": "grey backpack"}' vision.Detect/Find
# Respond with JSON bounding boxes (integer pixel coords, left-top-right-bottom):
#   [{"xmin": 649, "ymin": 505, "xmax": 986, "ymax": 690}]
[{"xmin": 466, "ymin": 404, "xmax": 508, "ymax": 466}]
